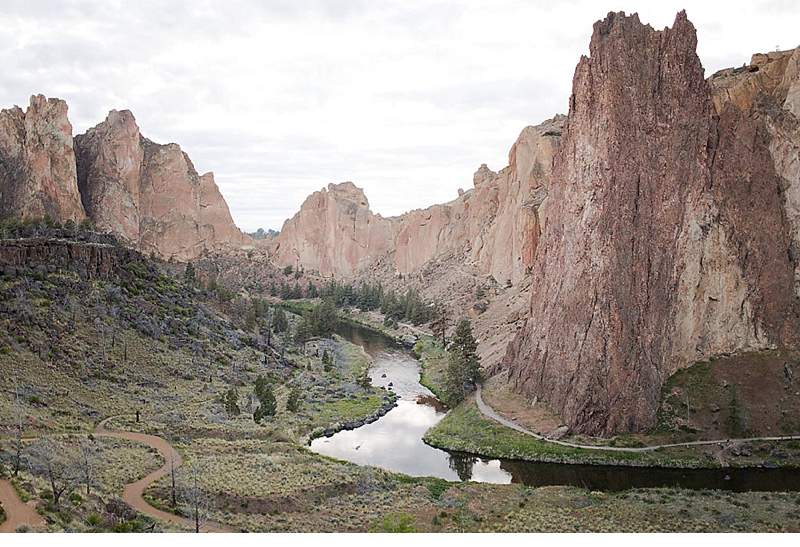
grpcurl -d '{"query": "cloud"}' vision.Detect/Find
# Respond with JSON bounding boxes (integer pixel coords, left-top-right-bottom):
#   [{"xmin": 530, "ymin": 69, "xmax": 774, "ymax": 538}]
[{"xmin": 0, "ymin": 0, "xmax": 796, "ymax": 231}]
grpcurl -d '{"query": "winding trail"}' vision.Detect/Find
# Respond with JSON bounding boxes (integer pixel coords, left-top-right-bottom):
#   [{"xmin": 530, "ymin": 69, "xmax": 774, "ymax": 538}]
[
  {"xmin": 475, "ymin": 384, "xmax": 800, "ymax": 453},
  {"xmin": 94, "ymin": 417, "xmax": 232, "ymax": 533},
  {"xmin": 0, "ymin": 479, "xmax": 45, "ymax": 533}
]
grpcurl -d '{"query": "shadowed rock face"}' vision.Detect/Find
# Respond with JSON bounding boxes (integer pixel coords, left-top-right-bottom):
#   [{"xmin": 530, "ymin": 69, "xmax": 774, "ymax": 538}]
[
  {"xmin": 75, "ymin": 111, "xmax": 248, "ymax": 261},
  {"xmin": 75, "ymin": 110, "xmax": 143, "ymax": 241},
  {"xmin": 0, "ymin": 95, "xmax": 85, "ymax": 223},
  {"xmin": 502, "ymin": 11, "xmax": 800, "ymax": 435}
]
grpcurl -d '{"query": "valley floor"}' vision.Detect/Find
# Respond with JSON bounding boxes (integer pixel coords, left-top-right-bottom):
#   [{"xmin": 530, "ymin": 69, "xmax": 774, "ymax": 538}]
[{"xmin": 2, "ymin": 263, "xmax": 800, "ymax": 532}]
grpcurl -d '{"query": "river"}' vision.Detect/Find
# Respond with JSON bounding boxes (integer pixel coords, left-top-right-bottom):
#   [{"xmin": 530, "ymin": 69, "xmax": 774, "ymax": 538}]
[{"xmin": 309, "ymin": 322, "xmax": 800, "ymax": 492}]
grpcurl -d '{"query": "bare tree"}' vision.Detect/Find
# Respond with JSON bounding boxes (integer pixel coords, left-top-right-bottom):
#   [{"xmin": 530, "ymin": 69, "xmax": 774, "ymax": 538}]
[
  {"xmin": 78, "ymin": 438, "xmax": 98, "ymax": 496},
  {"xmin": 27, "ymin": 438, "xmax": 79, "ymax": 508},
  {"xmin": 181, "ymin": 464, "xmax": 209, "ymax": 533},
  {"xmin": 11, "ymin": 385, "xmax": 24, "ymax": 477},
  {"xmin": 170, "ymin": 456, "xmax": 178, "ymax": 509}
]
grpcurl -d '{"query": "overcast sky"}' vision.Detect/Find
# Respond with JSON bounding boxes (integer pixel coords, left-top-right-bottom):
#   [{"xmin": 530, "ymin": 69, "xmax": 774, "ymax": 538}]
[{"xmin": 1, "ymin": 0, "xmax": 798, "ymax": 231}]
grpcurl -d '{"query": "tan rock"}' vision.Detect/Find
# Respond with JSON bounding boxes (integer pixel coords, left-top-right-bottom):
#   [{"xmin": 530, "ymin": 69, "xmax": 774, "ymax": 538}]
[
  {"xmin": 270, "ymin": 117, "xmax": 563, "ymax": 284},
  {"xmin": 76, "ymin": 112, "xmax": 248, "ymax": 261},
  {"xmin": 0, "ymin": 95, "xmax": 85, "ymax": 222},
  {"xmin": 271, "ymin": 182, "xmax": 395, "ymax": 276}
]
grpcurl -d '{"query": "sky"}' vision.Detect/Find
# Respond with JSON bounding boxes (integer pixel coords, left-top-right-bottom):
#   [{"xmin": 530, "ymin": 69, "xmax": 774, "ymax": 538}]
[{"xmin": 0, "ymin": 1, "xmax": 798, "ymax": 232}]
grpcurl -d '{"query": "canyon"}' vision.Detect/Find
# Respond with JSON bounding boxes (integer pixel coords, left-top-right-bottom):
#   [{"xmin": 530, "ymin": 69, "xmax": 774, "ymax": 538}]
[
  {"xmin": 2, "ymin": 11, "xmax": 798, "ymax": 437},
  {"xmin": 270, "ymin": 12, "xmax": 800, "ymax": 435}
]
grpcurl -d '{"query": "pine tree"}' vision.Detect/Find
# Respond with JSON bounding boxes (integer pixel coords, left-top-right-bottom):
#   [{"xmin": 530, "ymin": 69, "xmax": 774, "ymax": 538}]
[
  {"xmin": 430, "ymin": 303, "xmax": 448, "ymax": 346},
  {"xmin": 444, "ymin": 318, "xmax": 480, "ymax": 405},
  {"xmin": 223, "ymin": 388, "xmax": 240, "ymax": 416},
  {"xmin": 253, "ymin": 376, "xmax": 277, "ymax": 423},
  {"xmin": 184, "ymin": 262, "xmax": 196, "ymax": 285}
]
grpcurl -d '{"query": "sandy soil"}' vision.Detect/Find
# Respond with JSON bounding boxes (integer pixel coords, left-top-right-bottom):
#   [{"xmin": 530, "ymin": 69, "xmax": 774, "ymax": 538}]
[{"xmin": 0, "ymin": 478, "xmax": 45, "ymax": 533}]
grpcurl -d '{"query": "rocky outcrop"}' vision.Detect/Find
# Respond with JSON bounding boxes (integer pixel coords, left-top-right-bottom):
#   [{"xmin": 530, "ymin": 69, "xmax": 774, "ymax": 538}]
[
  {"xmin": 0, "ymin": 237, "xmax": 138, "ymax": 280},
  {"xmin": 75, "ymin": 110, "xmax": 143, "ymax": 241},
  {"xmin": 0, "ymin": 95, "xmax": 85, "ymax": 223},
  {"xmin": 502, "ymin": 12, "xmax": 800, "ymax": 435},
  {"xmin": 271, "ymin": 182, "xmax": 395, "ymax": 275},
  {"xmin": 74, "ymin": 110, "xmax": 249, "ymax": 261},
  {"xmin": 0, "ymin": 97, "xmax": 248, "ymax": 261},
  {"xmin": 271, "ymin": 117, "xmax": 562, "ymax": 282}
]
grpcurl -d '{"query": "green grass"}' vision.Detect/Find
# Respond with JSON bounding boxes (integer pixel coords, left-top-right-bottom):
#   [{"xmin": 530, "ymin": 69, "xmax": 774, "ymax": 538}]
[
  {"xmin": 315, "ymin": 395, "xmax": 384, "ymax": 425},
  {"xmin": 412, "ymin": 336, "xmax": 448, "ymax": 401},
  {"xmin": 423, "ymin": 400, "xmax": 711, "ymax": 468},
  {"xmin": 335, "ymin": 335, "xmax": 371, "ymax": 379}
]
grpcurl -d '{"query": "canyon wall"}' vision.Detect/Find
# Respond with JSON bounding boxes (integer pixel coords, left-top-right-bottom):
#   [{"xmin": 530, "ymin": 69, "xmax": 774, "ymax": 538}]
[
  {"xmin": 0, "ymin": 98, "xmax": 247, "ymax": 261},
  {"xmin": 274, "ymin": 11, "xmax": 800, "ymax": 436},
  {"xmin": 271, "ymin": 182, "xmax": 395, "ymax": 275},
  {"xmin": 502, "ymin": 12, "xmax": 800, "ymax": 435},
  {"xmin": 271, "ymin": 116, "xmax": 563, "ymax": 284},
  {"xmin": 76, "ymin": 111, "xmax": 249, "ymax": 261}
]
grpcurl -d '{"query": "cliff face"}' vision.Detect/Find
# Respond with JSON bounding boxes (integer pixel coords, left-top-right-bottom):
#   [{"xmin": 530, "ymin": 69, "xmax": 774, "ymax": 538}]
[
  {"xmin": 394, "ymin": 116, "xmax": 563, "ymax": 285},
  {"xmin": 75, "ymin": 110, "xmax": 143, "ymax": 241},
  {"xmin": 0, "ymin": 101, "xmax": 251, "ymax": 261},
  {"xmin": 0, "ymin": 97, "xmax": 248, "ymax": 261},
  {"xmin": 0, "ymin": 237, "xmax": 138, "ymax": 280},
  {"xmin": 502, "ymin": 12, "xmax": 800, "ymax": 435},
  {"xmin": 271, "ymin": 117, "xmax": 562, "ymax": 282},
  {"xmin": 271, "ymin": 182, "xmax": 395, "ymax": 275},
  {"xmin": 0, "ymin": 95, "xmax": 86, "ymax": 223}
]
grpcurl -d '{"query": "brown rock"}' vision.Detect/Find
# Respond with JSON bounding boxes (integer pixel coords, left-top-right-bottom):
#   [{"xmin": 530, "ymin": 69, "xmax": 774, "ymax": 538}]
[
  {"xmin": 271, "ymin": 182, "xmax": 395, "ymax": 276},
  {"xmin": 76, "ymin": 111, "xmax": 248, "ymax": 261},
  {"xmin": 75, "ymin": 110, "xmax": 143, "ymax": 241},
  {"xmin": 502, "ymin": 11, "xmax": 800, "ymax": 435},
  {"xmin": 0, "ymin": 95, "xmax": 85, "ymax": 222}
]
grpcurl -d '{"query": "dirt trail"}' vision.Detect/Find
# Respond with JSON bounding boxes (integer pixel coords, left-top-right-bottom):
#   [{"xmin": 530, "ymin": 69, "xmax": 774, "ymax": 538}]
[
  {"xmin": 95, "ymin": 417, "xmax": 233, "ymax": 532},
  {"xmin": 475, "ymin": 384, "xmax": 800, "ymax": 453},
  {"xmin": 0, "ymin": 478, "xmax": 45, "ymax": 533}
]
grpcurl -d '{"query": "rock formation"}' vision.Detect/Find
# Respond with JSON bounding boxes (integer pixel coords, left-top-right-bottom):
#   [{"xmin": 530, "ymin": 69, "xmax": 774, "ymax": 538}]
[
  {"xmin": 0, "ymin": 96, "xmax": 247, "ymax": 261},
  {"xmin": 270, "ymin": 116, "xmax": 563, "ymax": 282},
  {"xmin": 75, "ymin": 109, "xmax": 143, "ymax": 241},
  {"xmin": 76, "ymin": 111, "xmax": 248, "ymax": 261},
  {"xmin": 271, "ymin": 182, "xmax": 395, "ymax": 275},
  {"xmin": 502, "ymin": 11, "xmax": 800, "ymax": 435},
  {"xmin": 0, "ymin": 95, "xmax": 85, "ymax": 223},
  {"xmin": 271, "ymin": 11, "xmax": 800, "ymax": 436}
]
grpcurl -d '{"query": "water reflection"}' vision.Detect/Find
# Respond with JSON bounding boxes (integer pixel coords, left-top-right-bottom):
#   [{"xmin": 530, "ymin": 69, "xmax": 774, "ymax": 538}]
[{"xmin": 311, "ymin": 321, "xmax": 800, "ymax": 492}]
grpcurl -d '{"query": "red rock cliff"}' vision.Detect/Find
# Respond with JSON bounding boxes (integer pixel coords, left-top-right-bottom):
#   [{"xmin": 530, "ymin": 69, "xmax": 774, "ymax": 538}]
[
  {"xmin": 74, "ymin": 109, "xmax": 249, "ymax": 261},
  {"xmin": 502, "ymin": 11, "xmax": 800, "ymax": 435},
  {"xmin": 271, "ymin": 116, "xmax": 562, "ymax": 281}
]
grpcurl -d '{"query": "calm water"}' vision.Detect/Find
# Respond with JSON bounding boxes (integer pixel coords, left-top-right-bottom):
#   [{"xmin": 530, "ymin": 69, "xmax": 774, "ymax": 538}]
[{"xmin": 309, "ymin": 322, "xmax": 800, "ymax": 492}]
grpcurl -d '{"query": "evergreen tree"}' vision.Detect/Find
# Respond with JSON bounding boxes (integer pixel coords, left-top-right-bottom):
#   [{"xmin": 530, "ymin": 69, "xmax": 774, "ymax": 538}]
[
  {"xmin": 430, "ymin": 303, "xmax": 448, "ymax": 346},
  {"xmin": 444, "ymin": 318, "xmax": 480, "ymax": 405},
  {"xmin": 253, "ymin": 376, "xmax": 277, "ymax": 423},
  {"xmin": 306, "ymin": 281, "xmax": 319, "ymax": 299},
  {"xmin": 321, "ymin": 349, "xmax": 333, "ymax": 371},
  {"xmin": 272, "ymin": 307, "xmax": 288, "ymax": 333},
  {"xmin": 223, "ymin": 388, "xmax": 240, "ymax": 416},
  {"xmin": 286, "ymin": 386, "xmax": 302, "ymax": 412},
  {"xmin": 184, "ymin": 262, "xmax": 196, "ymax": 285}
]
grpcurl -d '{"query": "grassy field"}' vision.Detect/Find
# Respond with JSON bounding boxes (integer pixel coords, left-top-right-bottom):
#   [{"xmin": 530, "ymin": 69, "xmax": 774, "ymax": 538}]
[
  {"xmin": 4, "ymin": 244, "xmax": 800, "ymax": 532},
  {"xmin": 412, "ymin": 336, "xmax": 449, "ymax": 402},
  {"xmin": 423, "ymin": 399, "xmax": 723, "ymax": 468}
]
